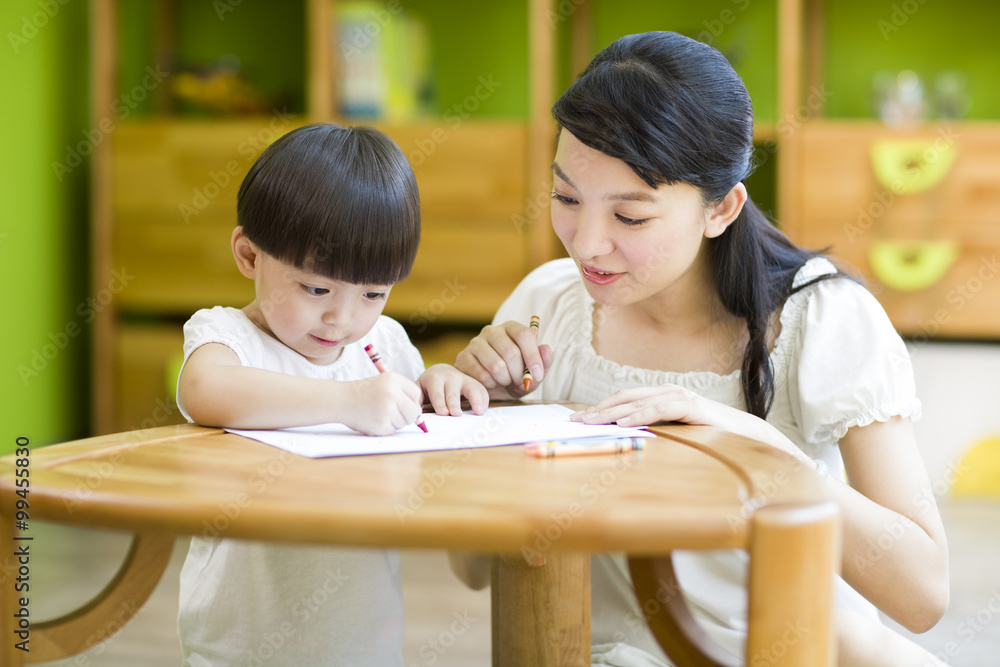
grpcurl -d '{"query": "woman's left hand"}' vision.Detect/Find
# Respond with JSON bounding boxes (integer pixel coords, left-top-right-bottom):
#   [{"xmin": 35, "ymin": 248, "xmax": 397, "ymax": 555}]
[{"xmin": 571, "ymin": 385, "xmax": 813, "ymax": 465}]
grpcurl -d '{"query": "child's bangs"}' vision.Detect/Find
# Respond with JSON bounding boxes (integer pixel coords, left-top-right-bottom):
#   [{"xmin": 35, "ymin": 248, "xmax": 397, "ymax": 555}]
[
  {"xmin": 293, "ymin": 173, "xmax": 421, "ymax": 286},
  {"xmin": 238, "ymin": 124, "xmax": 421, "ymax": 286}
]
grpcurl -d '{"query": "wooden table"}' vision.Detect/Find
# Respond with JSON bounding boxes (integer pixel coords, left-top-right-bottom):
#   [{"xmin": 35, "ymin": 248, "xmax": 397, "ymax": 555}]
[{"xmin": 0, "ymin": 422, "xmax": 839, "ymax": 666}]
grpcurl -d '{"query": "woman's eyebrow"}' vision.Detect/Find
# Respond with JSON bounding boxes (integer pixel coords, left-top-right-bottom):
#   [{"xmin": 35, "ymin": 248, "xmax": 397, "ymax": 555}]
[
  {"xmin": 551, "ymin": 162, "xmax": 575, "ymax": 189},
  {"xmin": 552, "ymin": 161, "xmax": 657, "ymax": 203}
]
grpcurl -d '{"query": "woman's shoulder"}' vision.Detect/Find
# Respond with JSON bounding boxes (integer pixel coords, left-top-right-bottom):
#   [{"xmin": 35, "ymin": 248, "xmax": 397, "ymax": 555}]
[
  {"xmin": 780, "ymin": 256, "xmax": 903, "ymax": 352},
  {"xmin": 789, "ymin": 257, "xmax": 881, "ymax": 312},
  {"xmin": 494, "ymin": 258, "xmax": 583, "ymax": 325},
  {"xmin": 520, "ymin": 258, "xmax": 580, "ymax": 291}
]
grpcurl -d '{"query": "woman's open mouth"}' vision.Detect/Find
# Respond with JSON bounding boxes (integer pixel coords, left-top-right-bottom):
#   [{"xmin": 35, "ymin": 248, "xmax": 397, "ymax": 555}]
[{"xmin": 580, "ymin": 263, "xmax": 623, "ymax": 285}]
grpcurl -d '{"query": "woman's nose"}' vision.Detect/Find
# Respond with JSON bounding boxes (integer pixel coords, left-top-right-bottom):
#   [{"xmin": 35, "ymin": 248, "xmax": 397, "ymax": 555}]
[{"xmin": 573, "ymin": 214, "xmax": 614, "ymax": 260}]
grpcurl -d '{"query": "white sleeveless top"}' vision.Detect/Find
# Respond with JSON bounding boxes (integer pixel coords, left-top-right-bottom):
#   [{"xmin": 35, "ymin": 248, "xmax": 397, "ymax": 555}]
[{"xmin": 176, "ymin": 307, "xmax": 425, "ymax": 667}]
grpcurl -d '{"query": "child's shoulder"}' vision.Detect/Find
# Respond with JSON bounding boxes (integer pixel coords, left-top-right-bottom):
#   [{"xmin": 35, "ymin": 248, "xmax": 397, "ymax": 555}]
[{"xmin": 184, "ymin": 306, "xmax": 257, "ymax": 338}]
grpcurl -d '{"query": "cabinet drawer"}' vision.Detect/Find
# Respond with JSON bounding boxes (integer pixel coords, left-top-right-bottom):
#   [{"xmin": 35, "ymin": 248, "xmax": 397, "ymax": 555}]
[
  {"xmin": 797, "ymin": 122, "xmax": 1000, "ymax": 242},
  {"xmin": 112, "ymin": 120, "xmax": 532, "ymax": 320},
  {"xmin": 795, "ymin": 122, "xmax": 1000, "ymax": 338}
]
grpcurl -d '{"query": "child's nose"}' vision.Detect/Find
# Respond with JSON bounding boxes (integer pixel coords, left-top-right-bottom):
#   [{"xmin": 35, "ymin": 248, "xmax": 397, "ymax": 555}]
[{"xmin": 322, "ymin": 300, "xmax": 350, "ymax": 325}]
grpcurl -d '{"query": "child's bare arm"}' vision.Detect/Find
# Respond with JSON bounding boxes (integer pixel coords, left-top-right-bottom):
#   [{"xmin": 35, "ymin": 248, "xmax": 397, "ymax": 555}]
[{"xmin": 178, "ymin": 342, "xmax": 423, "ymax": 435}]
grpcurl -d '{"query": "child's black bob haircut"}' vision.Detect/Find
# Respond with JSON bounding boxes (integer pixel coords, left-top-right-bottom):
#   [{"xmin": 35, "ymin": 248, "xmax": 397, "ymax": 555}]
[{"xmin": 237, "ymin": 123, "xmax": 420, "ymax": 286}]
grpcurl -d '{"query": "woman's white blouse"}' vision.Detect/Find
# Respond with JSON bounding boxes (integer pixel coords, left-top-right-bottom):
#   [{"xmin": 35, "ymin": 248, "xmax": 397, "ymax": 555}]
[{"xmin": 493, "ymin": 257, "xmax": 921, "ymax": 664}]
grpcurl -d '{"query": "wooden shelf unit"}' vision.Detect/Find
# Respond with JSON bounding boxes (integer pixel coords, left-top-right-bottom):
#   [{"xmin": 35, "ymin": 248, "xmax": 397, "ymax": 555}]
[
  {"xmin": 778, "ymin": 1, "xmax": 1000, "ymax": 339},
  {"xmin": 89, "ymin": 0, "xmax": 559, "ymax": 434},
  {"xmin": 90, "ymin": 0, "xmax": 998, "ymax": 434}
]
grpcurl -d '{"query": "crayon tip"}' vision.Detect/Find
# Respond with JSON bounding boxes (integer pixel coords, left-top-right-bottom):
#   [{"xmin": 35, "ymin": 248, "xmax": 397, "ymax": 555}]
[
  {"xmin": 416, "ymin": 418, "xmax": 429, "ymax": 433},
  {"xmin": 523, "ymin": 377, "xmax": 532, "ymax": 392}
]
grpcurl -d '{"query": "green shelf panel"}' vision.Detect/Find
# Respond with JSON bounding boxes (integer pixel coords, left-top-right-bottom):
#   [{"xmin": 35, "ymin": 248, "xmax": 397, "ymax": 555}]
[{"xmin": 824, "ymin": 0, "xmax": 1000, "ymax": 119}]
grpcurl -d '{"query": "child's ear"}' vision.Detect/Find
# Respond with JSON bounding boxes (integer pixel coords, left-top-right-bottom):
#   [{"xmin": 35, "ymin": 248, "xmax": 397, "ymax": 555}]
[
  {"xmin": 704, "ymin": 182, "xmax": 748, "ymax": 239},
  {"xmin": 232, "ymin": 227, "xmax": 260, "ymax": 279}
]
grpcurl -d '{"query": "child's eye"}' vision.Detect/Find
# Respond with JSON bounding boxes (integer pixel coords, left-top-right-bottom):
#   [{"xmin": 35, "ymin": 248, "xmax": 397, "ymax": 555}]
[
  {"xmin": 302, "ymin": 285, "xmax": 329, "ymax": 296},
  {"xmin": 551, "ymin": 192, "xmax": 578, "ymax": 205},
  {"xmin": 364, "ymin": 291, "xmax": 387, "ymax": 301},
  {"xmin": 615, "ymin": 213, "xmax": 648, "ymax": 226}
]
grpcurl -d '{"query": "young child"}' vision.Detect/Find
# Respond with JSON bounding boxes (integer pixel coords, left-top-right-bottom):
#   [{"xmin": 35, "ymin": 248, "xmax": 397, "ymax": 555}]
[
  {"xmin": 454, "ymin": 32, "xmax": 949, "ymax": 667},
  {"xmin": 175, "ymin": 123, "xmax": 487, "ymax": 666}
]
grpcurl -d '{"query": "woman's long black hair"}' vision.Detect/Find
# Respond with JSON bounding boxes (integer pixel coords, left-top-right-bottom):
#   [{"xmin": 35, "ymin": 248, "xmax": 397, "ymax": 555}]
[{"xmin": 552, "ymin": 31, "xmax": 840, "ymax": 419}]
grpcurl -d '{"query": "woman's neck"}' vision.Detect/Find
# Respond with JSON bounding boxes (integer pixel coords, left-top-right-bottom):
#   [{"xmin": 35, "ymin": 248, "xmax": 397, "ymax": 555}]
[{"xmin": 591, "ymin": 256, "xmax": 748, "ymax": 374}]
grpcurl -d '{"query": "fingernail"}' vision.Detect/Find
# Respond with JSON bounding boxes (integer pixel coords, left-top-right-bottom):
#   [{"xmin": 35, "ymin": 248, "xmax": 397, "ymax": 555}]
[
  {"xmin": 617, "ymin": 417, "xmax": 632, "ymax": 426},
  {"xmin": 582, "ymin": 412, "xmax": 598, "ymax": 422}
]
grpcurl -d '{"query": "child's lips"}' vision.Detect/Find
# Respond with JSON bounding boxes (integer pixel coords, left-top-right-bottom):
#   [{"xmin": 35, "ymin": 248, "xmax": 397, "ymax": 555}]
[{"xmin": 310, "ymin": 334, "xmax": 342, "ymax": 347}]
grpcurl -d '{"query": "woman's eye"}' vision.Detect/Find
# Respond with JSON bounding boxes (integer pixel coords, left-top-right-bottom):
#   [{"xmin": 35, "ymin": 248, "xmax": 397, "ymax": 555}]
[
  {"xmin": 302, "ymin": 285, "xmax": 329, "ymax": 296},
  {"xmin": 615, "ymin": 213, "xmax": 648, "ymax": 226},
  {"xmin": 551, "ymin": 192, "xmax": 578, "ymax": 205}
]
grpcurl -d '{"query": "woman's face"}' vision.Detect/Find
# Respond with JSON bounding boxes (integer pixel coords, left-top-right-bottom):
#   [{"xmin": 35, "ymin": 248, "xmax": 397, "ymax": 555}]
[{"xmin": 550, "ymin": 130, "xmax": 718, "ymax": 308}]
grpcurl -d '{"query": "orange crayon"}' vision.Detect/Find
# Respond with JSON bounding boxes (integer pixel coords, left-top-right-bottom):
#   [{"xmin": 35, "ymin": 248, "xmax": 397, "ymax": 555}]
[
  {"xmin": 522, "ymin": 315, "xmax": 540, "ymax": 391},
  {"xmin": 524, "ymin": 437, "xmax": 644, "ymax": 458},
  {"xmin": 364, "ymin": 343, "xmax": 428, "ymax": 433}
]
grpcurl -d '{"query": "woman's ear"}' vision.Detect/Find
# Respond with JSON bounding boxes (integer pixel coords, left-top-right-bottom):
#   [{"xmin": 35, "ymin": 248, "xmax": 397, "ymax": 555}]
[
  {"xmin": 704, "ymin": 182, "xmax": 748, "ymax": 239},
  {"xmin": 232, "ymin": 227, "xmax": 260, "ymax": 279}
]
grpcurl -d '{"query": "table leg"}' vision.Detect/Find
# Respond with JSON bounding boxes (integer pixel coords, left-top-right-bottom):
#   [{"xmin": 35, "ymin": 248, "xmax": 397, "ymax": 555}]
[
  {"xmin": 491, "ymin": 552, "xmax": 590, "ymax": 667},
  {"xmin": 747, "ymin": 502, "xmax": 840, "ymax": 666},
  {"xmin": 0, "ymin": 515, "xmax": 174, "ymax": 665}
]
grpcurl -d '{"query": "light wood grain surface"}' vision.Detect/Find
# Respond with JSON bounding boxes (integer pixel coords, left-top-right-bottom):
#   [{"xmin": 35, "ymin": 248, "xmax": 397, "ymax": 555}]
[{"xmin": 1, "ymin": 422, "xmax": 836, "ymax": 666}]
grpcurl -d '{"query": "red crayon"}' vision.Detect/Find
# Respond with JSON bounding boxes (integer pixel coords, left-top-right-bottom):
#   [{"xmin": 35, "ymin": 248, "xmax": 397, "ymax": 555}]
[{"xmin": 364, "ymin": 343, "xmax": 428, "ymax": 433}]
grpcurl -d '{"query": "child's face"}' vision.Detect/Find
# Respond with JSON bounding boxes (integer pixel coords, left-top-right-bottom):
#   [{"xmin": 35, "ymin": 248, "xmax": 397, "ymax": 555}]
[{"xmin": 245, "ymin": 250, "xmax": 393, "ymax": 365}]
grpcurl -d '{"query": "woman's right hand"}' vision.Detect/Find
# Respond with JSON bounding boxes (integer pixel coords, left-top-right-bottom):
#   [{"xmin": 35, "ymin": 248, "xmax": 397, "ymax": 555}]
[{"xmin": 455, "ymin": 321, "xmax": 554, "ymax": 400}]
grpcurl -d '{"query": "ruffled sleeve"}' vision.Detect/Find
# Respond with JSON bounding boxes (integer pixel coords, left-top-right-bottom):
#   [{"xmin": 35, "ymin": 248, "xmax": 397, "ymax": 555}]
[{"xmin": 785, "ymin": 266, "xmax": 922, "ymax": 448}]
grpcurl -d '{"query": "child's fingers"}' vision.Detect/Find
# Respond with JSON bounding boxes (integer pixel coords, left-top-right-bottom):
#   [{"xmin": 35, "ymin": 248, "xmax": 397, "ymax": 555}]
[{"xmin": 462, "ymin": 378, "xmax": 489, "ymax": 415}]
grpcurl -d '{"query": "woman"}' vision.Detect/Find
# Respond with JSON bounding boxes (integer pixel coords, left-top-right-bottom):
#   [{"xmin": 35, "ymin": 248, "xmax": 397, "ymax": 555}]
[{"xmin": 452, "ymin": 32, "xmax": 948, "ymax": 666}]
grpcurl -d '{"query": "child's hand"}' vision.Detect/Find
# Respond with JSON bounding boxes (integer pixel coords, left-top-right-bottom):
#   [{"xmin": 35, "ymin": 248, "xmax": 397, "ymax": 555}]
[
  {"xmin": 418, "ymin": 365, "xmax": 489, "ymax": 416},
  {"xmin": 455, "ymin": 321, "xmax": 554, "ymax": 400},
  {"xmin": 347, "ymin": 372, "xmax": 425, "ymax": 436}
]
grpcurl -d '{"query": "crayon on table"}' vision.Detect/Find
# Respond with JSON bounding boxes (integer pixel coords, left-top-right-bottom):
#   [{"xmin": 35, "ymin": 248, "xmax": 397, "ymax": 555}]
[
  {"xmin": 523, "ymin": 437, "xmax": 645, "ymax": 458},
  {"xmin": 522, "ymin": 315, "xmax": 540, "ymax": 391},
  {"xmin": 364, "ymin": 343, "xmax": 428, "ymax": 433}
]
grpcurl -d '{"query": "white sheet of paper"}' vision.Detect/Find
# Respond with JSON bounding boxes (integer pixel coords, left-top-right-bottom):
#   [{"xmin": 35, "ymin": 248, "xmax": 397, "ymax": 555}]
[{"xmin": 226, "ymin": 404, "xmax": 652, "ymax": 458}]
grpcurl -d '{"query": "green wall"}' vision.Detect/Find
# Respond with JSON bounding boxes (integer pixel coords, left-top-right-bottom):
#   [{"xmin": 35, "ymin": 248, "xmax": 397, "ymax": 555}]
[
  {"xmin": 1, "ymin": 0, "xmax": 90, "ymax": 453},
  {"xmin": 825, "ymin": 0, "xmax": 1000, "ymax": 118}
]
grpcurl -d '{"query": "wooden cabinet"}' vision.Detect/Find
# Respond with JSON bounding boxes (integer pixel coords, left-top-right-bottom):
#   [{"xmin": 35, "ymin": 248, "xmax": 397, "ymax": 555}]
[
  {"xmin": 778, "ymin": 0, "xmax": 1000, "ymax": 339},
  {"xmin": 90, "ymin": 0, "xmax": 558, "ymax": 433}
]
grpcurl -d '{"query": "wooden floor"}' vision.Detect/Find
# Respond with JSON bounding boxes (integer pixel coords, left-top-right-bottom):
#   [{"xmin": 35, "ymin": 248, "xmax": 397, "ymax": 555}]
[{"xmin": 22, "ymin": 500, "xmax": 1000, "ymax": 666}]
